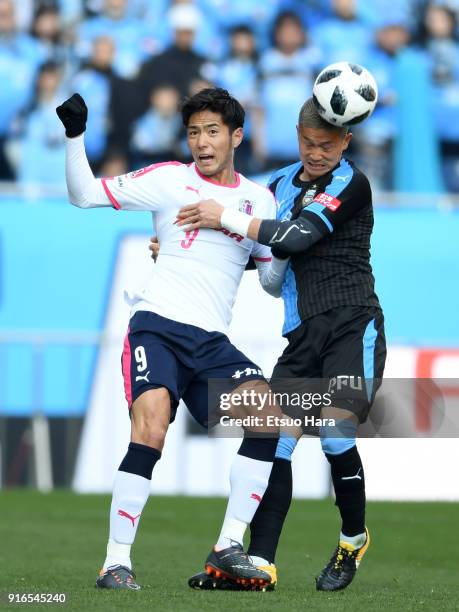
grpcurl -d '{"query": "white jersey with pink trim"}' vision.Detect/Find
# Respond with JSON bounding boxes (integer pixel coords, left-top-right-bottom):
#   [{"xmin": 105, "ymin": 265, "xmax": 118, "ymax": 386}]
[{"xmin": 102, "ymin": 161, "xmax": 276, "ymax": 334}]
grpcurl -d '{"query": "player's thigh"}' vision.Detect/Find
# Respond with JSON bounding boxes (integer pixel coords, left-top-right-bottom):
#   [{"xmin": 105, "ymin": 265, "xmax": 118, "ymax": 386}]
[
  {"xmin": 189, "ymin": 338, "xmax": 278, "ymax": 429},
  {"xmin": 122, "ymin": 326, "xmax": 191, "ymax": 424},
  {"xmin": 182, "ymin": 378, "xmax": 211, "ymax": 429},
  {"xmin": 270, "ymin": 321, "xmax": 322, "ymax": 430},
  {"xmin": 321, "ymin": 306, "xmax": 386, "ymax": 422},
  {"xmin": 272, "ymin": 320, "xmax": 321, "ymax": 379},
  {"xmin": 185, "ymin": 379, "xmax": 279, "ymax": 436}
]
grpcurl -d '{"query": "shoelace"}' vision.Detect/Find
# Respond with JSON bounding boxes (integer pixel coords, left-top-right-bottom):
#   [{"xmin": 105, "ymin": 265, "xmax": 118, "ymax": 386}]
[
  {"xmin": 228, "ymin": 542, "xmax": 252, "ymax": 561},
  {"xmin": 223, "ymin": 543, "xmax": 258, "ymax": 567},
  {"xmin": 329, "ymin": 545, "xmax": 358, "ymax": 571},
  {"xmin": 108, "ymin": 565, "xmax": 136, "ymax": 581}
]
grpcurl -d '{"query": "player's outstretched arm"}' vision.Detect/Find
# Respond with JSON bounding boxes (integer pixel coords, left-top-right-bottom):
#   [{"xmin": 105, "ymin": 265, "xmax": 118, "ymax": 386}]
[
  {"xmin": 56, "ymin": 94, "xmax": 111, "ymax": 209},
  {"xmin": 176, "ymin": 200, "xmax": 263, "ymax": 240},
  {"xmin": 254, "ymin": 211, "xmax": 327, "ymax": 253},
  {"xmin": 220, "ymin": 208, "xmax": 328, "ymax": 254},
  {"xmin": 220, "ymin": 173, "xmax": 371, "ymax": 254},
  {"xmin": 176, "ymin": 200, "xmax": 327, "ymax": 254}
]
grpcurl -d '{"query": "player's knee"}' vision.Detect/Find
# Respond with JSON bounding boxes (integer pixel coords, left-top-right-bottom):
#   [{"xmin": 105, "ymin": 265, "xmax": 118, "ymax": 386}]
[
  {"xmin": 320, "ymin": 436, "xmax": 356, "ymax": 455},
  {"xmin": 275, "ymin": 434, "xmax": 298, "ymax": 461},
  {"xmin": 319, "ymin": 419, "xmax": 357, "ymax": 455},
  {"xmin": 131, "ymin": 388, "xmax": 171, "ymax": 448},
  {"xmin": 133, "ymin": 427, "xmax": 167, "ymax": 449},
  {"xmin": 132, "ymin": 413, "xmax": 169, "ymax": 447}
]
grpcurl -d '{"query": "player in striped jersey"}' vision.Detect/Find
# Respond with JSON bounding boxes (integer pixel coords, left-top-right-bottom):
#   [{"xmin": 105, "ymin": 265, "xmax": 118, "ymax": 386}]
[{"xmin": 179, "ymin": 98, "xmax": 386, "ymax": 592}]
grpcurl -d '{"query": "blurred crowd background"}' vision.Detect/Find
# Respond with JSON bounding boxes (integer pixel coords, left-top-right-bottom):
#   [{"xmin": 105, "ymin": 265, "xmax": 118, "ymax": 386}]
[
  {"xmin": 1, "ymin": 0, "xmax": 459, "ymax": 192},
  {"xmin": 1, "ymin": 0, "xmax": 459, "ymax": 492}
]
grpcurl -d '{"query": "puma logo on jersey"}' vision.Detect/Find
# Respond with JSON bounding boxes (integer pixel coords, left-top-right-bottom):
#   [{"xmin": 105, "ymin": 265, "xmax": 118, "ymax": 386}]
[
  {"xmin": 135, "ymin": 371, "xmax": 150, "ymax": 383},
  {"xmin": 269, "ymin": 224, "xmax": 311, "ymax": 244},
  {"xmin": 334, "ymin": 174, "xmax": 350, "ymax": 182},
  {"xmin": 185, "ymin": 185, "xmax": 200, "ymax": 195}
]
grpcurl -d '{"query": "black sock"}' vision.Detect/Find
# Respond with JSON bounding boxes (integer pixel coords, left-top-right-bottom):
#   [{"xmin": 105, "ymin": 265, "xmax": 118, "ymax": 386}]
[
  {"xmin": 247, "ymin": 458, "xmax": 293, "ymax": 563},
  {"xmin": 237, "ymin": 435, "xmax": 278, "ymax": 461},
  {"xmin": 118, "ymin": 442, "xmax": 161, "ymax": 479},
  {"xmin": 326, "ymin": 446, "xmax": 365, "ymax": 537}
]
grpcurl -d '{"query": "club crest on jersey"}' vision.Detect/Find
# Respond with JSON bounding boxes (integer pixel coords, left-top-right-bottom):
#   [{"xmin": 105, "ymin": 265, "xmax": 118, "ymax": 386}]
[
  {"xmin": 302, "ymin": 185, "xmax": 317, "ymax": 207},
  {"xmin": 239, "ymin": 199, "xmax": 254, "ymax": 215}
]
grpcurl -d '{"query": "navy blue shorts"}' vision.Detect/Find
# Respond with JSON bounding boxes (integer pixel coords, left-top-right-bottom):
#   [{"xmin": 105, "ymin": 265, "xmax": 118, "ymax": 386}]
[
  {"xmin": 121, "ymin": 311, "xmax": 265, "ymax": 428},
  {"xmin": 272, "ymin": 306, "xmax": 386, "ymax": 423}
]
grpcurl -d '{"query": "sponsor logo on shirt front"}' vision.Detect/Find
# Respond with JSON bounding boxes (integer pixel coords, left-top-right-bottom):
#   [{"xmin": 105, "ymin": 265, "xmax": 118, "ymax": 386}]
[{"xmin": 313, "ymin": 192, "xmax": 342, "ymax": 211}]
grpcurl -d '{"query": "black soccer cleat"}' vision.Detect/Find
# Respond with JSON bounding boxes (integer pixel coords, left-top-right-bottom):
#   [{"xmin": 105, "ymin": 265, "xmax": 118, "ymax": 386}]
[
  {"xmin": 188, "ymin": 563, "xmax": 277, "ymax": 592},
  {"xmin": 316, "ymin": 528, "xmax": 370, "ymax": 592},
  {"xmin": 205, "ymin": 544, "xmax": 272, "ymax": 588},
  {"xmin": 188, "ymin": 571, "xmax": 244, "ymax": 590},
  {"xmin": 96, "ymin": 564, "xmax": 141, "ymax": 590}
]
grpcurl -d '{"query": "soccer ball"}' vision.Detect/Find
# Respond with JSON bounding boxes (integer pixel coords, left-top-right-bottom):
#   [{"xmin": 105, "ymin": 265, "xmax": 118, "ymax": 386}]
[{"xmin": 312, "ymin": 62, "xmax": 378, "ymax": 127}]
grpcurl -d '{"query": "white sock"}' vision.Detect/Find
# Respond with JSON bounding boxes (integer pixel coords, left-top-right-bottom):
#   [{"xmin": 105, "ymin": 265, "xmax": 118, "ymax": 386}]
[
  {"xmin": 216, "ymin": 454, "xmax": 273, "ymax": 550},
  {"xmin": 102, "ymin": 470, "xmax": 151, "ymax": 570},
  {"xmin": 104, "ymin": 539, "xmax": 132, "ymax": 570},
  {"xmin": 340, "ymin": 531, "xmax": 367, "ymax": 548},
  {"xmin": 250, "ymin": 555, "xmax": 270, "ymax": 567}
]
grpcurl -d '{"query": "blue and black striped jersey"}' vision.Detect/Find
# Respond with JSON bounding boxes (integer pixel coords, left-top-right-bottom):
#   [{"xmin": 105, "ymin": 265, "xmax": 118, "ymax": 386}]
[{"xmin": 268, "ymin": 158, "xmax": 381, "ymax": 335}]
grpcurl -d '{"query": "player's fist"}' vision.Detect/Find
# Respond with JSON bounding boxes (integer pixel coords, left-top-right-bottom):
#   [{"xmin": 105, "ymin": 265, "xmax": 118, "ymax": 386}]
[
  {"xmin": 176, "ymin": 199, "xmax": 224, "ymax": 230},
  {"xmin": 56, "ymin": 93, "xmax": 88, "ymax": 138},
  {"xmin": 149, "ymin": 236, "xmax": 160, "ymax": 263}
]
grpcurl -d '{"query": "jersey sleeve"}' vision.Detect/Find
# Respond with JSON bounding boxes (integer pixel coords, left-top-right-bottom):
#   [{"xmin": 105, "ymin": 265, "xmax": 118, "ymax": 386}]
[
  {"xmin": 251, "ymin": 188, "xmax": 277, "ymax": 261},
  {"xmin": 100, "ymin": 161, "xmax": 183, "ymax": 212},
  {"xmin": 299, "ymin": 163, "xmax": 372, "ymax": 233}
]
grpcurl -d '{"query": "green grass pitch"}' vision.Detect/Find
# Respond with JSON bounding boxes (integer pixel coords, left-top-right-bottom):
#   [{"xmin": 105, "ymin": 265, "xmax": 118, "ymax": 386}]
[{"xmin": 1, "ymin": 491, "xmax": 458, "ymax": 611}]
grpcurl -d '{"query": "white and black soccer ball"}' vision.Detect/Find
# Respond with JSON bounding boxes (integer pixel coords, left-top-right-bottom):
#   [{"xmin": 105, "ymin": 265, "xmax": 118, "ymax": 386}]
[{"xmin": 312, "ymin": 62, "xmax": 378, "ymax": 127}]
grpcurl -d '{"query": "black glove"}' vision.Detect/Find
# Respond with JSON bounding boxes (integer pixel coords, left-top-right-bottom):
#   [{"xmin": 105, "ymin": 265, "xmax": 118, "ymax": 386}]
[
  {"xmin": 56, "ymin": 93, "xmax": 88, "ymax": 138},
  {"xmin": 271, "ymin": 247, "xmax": 290, "ymax": 260}
]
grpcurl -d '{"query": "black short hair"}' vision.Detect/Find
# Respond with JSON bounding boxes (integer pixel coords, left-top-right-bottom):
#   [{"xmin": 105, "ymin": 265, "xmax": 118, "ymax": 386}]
[
  {"xmin": 273, "ymin": 9, "xmax": 304, "ymax": 31},
  {"xmin": 230, "ymin": 24, "xmax": 254, "ymax": 37},
  {"xmin": 299, "ymin": 97, "xmax": 349, "ymax": 136},
  {"xmin": 181, "ymin": 87, "xmax": 245, "ymax": 132}
]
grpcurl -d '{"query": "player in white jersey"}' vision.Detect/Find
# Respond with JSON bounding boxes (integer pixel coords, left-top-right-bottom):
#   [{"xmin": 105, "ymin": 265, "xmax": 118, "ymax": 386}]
[{"xmin": 56, "ymin": 88, "xmax": 289, "ymax": 590}]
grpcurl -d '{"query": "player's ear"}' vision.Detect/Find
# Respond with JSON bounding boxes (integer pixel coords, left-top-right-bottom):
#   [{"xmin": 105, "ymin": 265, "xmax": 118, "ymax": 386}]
[
  {"xmin": 232, "ymin": 127, "xmax": 243, "ymax": 149},
  {"xmin": 342, "ymin": 131, "xmax": 352, "ymax": 150}
]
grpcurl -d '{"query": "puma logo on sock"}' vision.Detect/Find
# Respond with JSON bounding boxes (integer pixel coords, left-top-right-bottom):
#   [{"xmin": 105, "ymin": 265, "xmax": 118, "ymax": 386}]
[
  {"xmin": 342, "ymin": 467, "xmax": 362, "ymax": 481},
  {"xmin": 118, "ymin": 509, "xmax": 141, "ymax": 527}
]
